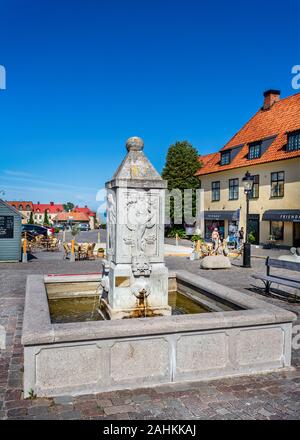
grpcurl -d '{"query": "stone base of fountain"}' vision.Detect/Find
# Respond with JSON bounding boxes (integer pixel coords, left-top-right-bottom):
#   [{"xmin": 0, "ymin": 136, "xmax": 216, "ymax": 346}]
[
  {"xmin": 100, "ymin": 298, "xmax": 171, "ymax": 320},
  {"xmin": 22, "ymin": 272, "xmax": 296, "ymax": 398},
  {"xmin": 101, "ymin": 259, "xmax": 171, "ymax": 320}
]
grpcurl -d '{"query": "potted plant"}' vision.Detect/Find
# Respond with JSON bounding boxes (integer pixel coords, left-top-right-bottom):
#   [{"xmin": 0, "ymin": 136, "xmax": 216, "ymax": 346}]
[{"xmin": 248, "ymin": 231, "xmax": 256, "ymax": 244}]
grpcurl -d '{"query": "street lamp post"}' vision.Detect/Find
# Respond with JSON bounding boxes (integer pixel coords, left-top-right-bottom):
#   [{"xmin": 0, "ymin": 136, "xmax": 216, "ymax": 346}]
[{"xmin": 242, "ymin": 171, "xmax": 254, "ymax": 268}]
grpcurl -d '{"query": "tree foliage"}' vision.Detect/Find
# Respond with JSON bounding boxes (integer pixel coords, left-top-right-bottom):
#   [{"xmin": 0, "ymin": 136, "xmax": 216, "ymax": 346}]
[
  {"xmin": 162, "ymin": 141, "xmax": 202, "ymax": 226},
  {"xmin": 63, "ymin": 202, "xmax": 75, "ymax": 212},
  {"xmin": 43, "ymin": 210, "xmax": 50, "ymax": 226},
  {"xmin": 28, "ymin": 212, "xmax": 34, "ymax": 224}
]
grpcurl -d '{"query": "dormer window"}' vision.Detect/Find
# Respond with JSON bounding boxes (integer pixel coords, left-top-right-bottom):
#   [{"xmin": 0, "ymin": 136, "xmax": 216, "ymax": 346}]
[
  {"xmin": 249, "ymin": 142, "xmax": 261, "ymax": 160},
  {"xmin": 220, "ymin": 151, "xmax": 231, "ymax": 165},
  {"xmin": 287, "ymin": 131, "xmax": 300, "ymax": 152}
]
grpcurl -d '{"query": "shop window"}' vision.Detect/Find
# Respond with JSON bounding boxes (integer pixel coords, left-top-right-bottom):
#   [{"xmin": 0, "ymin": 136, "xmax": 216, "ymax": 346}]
[
  {"xmin": 205, "ymin": 220, "xmax": 225, "ymax": 241},
  {"xmin": 270, "ymin": 221, "xmax": 284, "ymax": 241}
]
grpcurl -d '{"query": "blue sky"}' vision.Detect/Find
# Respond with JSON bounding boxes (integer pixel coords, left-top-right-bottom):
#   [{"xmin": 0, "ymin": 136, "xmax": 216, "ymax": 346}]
[{"xmin": 0, "ymin": 0, "xmax": 299, "ymax": 212}]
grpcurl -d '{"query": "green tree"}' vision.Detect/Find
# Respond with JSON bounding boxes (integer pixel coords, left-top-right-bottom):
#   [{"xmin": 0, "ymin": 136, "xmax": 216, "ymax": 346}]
[
  {"xmin": 43, "ymin": 210, "xmax": 50, "ymax": 226},
  {"xmin": 162, "ymin": 141, "xmax": 202, "ymax": 226},
  {"xmin": 28, "ymin": 211, "xmax": 34, "ymax": 224},
  {"xmin": 63, "ymin": 202, "xmax": 75, "ymax": 212}
]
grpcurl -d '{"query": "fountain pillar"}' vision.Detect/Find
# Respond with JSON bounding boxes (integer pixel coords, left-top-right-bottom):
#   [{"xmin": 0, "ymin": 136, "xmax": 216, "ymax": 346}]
[{"xmin": 100, "ymin": 137, "xmax": 171, "ymax": 319}]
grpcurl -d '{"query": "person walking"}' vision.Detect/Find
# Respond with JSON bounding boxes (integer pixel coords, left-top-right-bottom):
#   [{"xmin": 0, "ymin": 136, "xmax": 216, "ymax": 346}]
[
  {"xmin": 237, "ymin": 227, "xmax": 244, "ymax": 248},
  {"xmin": 211, "ymin": 228, "xmax": 220, "ymax": 252}
]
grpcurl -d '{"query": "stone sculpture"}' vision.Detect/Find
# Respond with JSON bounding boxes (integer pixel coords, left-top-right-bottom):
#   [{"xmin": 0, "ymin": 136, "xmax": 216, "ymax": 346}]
[{"xmin": 100, "ymin": 137, "xmax": 171, "ymax": 319}]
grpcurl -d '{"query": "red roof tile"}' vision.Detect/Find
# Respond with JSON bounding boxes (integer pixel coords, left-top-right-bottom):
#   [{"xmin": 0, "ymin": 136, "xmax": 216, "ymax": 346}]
[
  {"xmin": 73, "ymin": 206, "xmax": 96, "ymax": 216},
  {"xmin": 54, "ymin": 211, "xmax": 90, "ymax": 222},
  {"xmin": 33, "ymin": 203, "xmax": 64, "ymax": 213},
  {"xmin": 7, "ymin": 201, "xmax": 33, "ymax": 210},
  {"xmin": 197, "ymin": 92, "xmax": 300, "ymax": 176}
]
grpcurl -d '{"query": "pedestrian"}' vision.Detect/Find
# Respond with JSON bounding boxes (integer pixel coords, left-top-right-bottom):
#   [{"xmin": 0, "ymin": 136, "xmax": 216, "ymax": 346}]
[
  {"xmin": 238, "ymin": 227, "xmax": 244, "ymax": 247},
  {"xmin": 211, "ymin": 228, "xmax": 220, "ymax": 251}
]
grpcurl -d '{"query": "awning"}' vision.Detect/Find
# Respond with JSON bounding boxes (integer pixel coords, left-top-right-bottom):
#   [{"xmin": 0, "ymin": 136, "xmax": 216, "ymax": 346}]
[
  {"xmin": 204, "ymin": 211, "xmax": 237, "ymax": 221},
  {"xmin": 262, "ymin": 210, "xmax": 300, "ymax": 222}
]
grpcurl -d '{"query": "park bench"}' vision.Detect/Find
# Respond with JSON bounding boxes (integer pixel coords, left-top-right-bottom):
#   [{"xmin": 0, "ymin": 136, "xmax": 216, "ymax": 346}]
[{"xmin": 252, "ymin": 257, "xmax": 300, "ymax": 297}]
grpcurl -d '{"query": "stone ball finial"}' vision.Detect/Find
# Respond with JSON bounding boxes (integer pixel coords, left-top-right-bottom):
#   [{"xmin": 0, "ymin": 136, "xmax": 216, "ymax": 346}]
[{"xmin": 126, "ymin": 136, "xmax": 144, "ymax": 152}]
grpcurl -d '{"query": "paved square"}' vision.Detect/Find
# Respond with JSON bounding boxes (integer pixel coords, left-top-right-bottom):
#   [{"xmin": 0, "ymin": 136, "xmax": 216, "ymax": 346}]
[{"xmin": 0, "ymin": 248, "xmax": 299, "ymax": 420}]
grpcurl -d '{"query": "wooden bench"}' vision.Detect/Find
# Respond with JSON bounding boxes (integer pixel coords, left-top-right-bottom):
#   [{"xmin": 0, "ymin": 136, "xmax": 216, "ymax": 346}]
[{"xmin": 252, "ymin": 257, "xmax": 300, "ymax": 296}]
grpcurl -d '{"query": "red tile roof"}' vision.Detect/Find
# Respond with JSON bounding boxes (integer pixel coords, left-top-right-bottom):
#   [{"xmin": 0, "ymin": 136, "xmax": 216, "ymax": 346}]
[
  {"xmin": 54, "ymin": 211, "xmax": 90, "ymax": 222},
  {"xmin": 33, "ymin": 203, "xmax": 64, "ymax": 214},
  {"xmin": 73, "ymin": 205, "xmax": 96, "ymax": 217},
  {"xmin": 7, "ymin": 201, "xmax": 33, "ymax": 210},
  {"xmin": 197, "ymin": 92, "xmax": 300, "ymax": 176}
]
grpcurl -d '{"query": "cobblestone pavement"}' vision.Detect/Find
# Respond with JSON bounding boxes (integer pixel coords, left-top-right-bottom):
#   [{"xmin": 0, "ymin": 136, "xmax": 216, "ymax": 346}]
[{"xmin": 0, "ymin": 252, "xmax": 299, "ymax": 420}]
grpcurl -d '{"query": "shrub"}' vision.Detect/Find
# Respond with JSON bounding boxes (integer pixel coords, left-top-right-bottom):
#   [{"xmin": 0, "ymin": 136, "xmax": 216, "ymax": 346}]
[
  {"xmin": 191, "ymin": 234, "xmax": 203, "ymax": 242},
  {"xmin": 166, "ymin": 226, "xmax": 187, "ymax": 239},
  {"xmin": 248, "ymin": 231, "xmax": 256, "ymax": 244}
]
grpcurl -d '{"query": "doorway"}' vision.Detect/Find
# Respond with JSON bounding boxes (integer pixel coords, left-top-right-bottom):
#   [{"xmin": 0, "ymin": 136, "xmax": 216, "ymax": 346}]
[
  {"xmin": 293, "ymin": 222, "xmax": 300, "ymax": 247},
  {"xmin": 248, "ymin": 214, "xmax": 260, "ymax": 245},
  {"xmin": 205, "ymin": 220, "xmax": 225, "ymax": 241}
]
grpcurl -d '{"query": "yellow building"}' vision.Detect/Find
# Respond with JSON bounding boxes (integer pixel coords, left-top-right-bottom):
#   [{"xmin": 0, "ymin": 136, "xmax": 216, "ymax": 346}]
[
  {"xmin": 6, "ymin": 201, "xmax": 33, "ymax": 225},
  {"xmin": 197, "ymin": 90, "xmax": 300, "ymax": 248}
]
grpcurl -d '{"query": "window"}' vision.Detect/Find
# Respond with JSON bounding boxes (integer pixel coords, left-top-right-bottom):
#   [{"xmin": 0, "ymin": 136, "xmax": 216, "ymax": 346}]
[
  {"xmin": 249, "ymin": 143, "xmax": 261, "ymax": 160},
  {"xmin": 287, "ymin": 131, "xmax": 300, "ymax": 152},
  {"xmin": 220, "ymin": 151, "xmax": 231, "ymax": 165},
  {"xmin": 26, "ymin": 204, "xmax": 31, "ymax": 211},
  {"xmin": 211, "ymin": 181, "xmax": 220, "ymax": 201},
  {"xmin": 271, "ymin": 171, "xmax": 284, "ymax": 197},
  {"xmin": 229, "ymin": 178, "xmax": 239, "ymax": 200},
  {"xmin": 249, "ymin": 175, "xmax": 259, "ymax": 199},
  {"xmin": 18, "ymin": 205, "xmax": 23, "ymax": 211},
  {"xmin": 270, "ymin": 221, "xmax": 284, "ymax": 241}
]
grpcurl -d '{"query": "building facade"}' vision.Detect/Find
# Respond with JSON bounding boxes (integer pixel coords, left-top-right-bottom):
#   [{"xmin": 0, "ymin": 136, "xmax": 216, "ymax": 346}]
[
  {"xmin": 197, "ymin": 90, "xmax": 300, "ymax": 248},
  {"xmin": 6, "ymin": 201, "xmax": 96, "ymax": 230},
  {"xmin": 53, "ymin": 211, "xmax": 94, "ymax": 229},
  {"xmin": 0, "ymin": 199, "xmax": 23, "ymax": 262},
  {"xmin": 6, "ymin": 201, "xmax": 33, "ymax": 224}
]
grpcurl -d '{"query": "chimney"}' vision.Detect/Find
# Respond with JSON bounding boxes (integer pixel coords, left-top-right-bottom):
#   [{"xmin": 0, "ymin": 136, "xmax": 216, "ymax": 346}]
[
  {"xmin": 50, "ymin": 201, "xmax": 54, "ymax": 206},
  {"xmin": 263, "ymin": 89, "xmax": 280, "ymax": 110}
]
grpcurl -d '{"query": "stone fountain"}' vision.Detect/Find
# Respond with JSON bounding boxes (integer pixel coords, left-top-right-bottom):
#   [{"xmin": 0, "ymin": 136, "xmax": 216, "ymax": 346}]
[{"xmin": 100, "ymin": 136, "xmax": 171, "ymax": 319}]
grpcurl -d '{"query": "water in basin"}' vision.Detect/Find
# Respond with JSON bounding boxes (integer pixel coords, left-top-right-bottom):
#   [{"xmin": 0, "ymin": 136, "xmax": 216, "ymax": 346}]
[{"xmin": 49, "ymin": 291, "xmax": 211, "ymax": 324}]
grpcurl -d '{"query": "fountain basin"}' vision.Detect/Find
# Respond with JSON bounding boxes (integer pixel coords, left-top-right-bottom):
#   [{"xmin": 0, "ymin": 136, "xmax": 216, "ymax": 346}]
[{"xmin": 22, "ymin": 271, "xmax": 296, "ymax": 398}]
